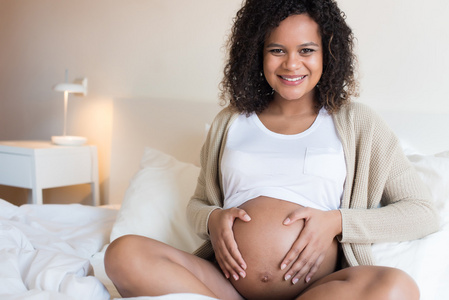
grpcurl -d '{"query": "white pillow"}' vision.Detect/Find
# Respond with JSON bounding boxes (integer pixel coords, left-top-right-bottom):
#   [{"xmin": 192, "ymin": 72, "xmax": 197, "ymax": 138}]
[
  {"xmin": 372, "ymin": 151, "xmax": 449, "ymax": 300},
  {"xmin": 110, "ymin": 147, "xmax": 204, "ymax": 253},
  {"xmin": 408, "ymin": 151, "xmax": 449, "ymax": 217}
]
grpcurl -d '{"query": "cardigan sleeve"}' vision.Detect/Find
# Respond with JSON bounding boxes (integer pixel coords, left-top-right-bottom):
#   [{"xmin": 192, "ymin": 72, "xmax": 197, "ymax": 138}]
[
  {"xmin": 186, "ymin": 137, "xmax": 222, "ymax": 240},
  {"xmin": 186, "ymin": 107, "xmax": 235, "ymax": 240},
  {"xmin": 337, "ymin": 103, "xmax": 440, "ymax": 244}
]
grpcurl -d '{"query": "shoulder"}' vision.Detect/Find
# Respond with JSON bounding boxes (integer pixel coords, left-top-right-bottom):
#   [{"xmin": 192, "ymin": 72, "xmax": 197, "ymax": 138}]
[
  {"xmin": 214, "ymin": 105, "xmax": 239, "ymax": 121},
  {"xmin": 334, "ymin": 101, "xmax": 389, "ymax": 132},
  {"xmin": 209, "ymin": 106, "xmax": 240, "ymax": 132},
  {"xmin": 201, "ymin": 106, "xmax": 239, "ymax": 154},
  {"xmin": 334, "ymin": 101, "xmax": 400, "ymax": 151},
  {"xmin": 335, "ymin": 101, "xmax": 379, "ymax": 120}
]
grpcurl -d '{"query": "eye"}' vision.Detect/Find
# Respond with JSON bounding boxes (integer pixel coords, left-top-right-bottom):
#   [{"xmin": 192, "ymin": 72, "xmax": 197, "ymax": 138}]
[
  {"xmin": 300, "ymin": 48, "xmax": 316, "ymax": 55},
  {"xmin": 268, "ymin": 48, "xmax": 285, "ymax": 55}
]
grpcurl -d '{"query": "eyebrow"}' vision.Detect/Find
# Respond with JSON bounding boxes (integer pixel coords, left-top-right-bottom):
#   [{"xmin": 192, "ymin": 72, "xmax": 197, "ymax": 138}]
[{"xmin": 266, "ymin": 42, "xmax": 320, "ymax": 48}]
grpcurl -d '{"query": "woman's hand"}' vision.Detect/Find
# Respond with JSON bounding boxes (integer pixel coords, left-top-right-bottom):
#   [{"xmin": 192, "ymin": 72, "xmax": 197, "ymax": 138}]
[
  {"xmin": 208, "ymin": 208, "xmax": 251, "ymax": 281},
  {"xmin": 281, "ymin": 207, "xmax": 342, "ymax": 284}
]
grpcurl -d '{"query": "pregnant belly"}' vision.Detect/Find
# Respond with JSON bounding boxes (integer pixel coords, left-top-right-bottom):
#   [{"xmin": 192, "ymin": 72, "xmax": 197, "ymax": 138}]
[{"xmin": 230, "ymin": 196, "xmax": 339, "ymax": 300}]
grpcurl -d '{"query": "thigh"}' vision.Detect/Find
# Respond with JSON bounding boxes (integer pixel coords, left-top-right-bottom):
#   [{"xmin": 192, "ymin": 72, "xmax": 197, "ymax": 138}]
[
  {"xmin": 148, "ymin": 237, "xmax": 238, "ymax": 296},
  {"xmin": 106, "ymin": 235, "xmax": 243, "ymax": 300},
  {"xmin": 296, "ymin": 265, "xmax": 419, "ymax": 300}
]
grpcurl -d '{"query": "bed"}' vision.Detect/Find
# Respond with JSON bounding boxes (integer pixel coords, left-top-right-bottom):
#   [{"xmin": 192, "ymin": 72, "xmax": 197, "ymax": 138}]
[{"xmin": 1, "ymin": 98, "xmax": 448, "ymax": 300}]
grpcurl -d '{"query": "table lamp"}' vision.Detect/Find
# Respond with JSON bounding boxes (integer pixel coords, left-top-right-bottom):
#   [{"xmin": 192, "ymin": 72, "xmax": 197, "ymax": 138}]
[{"xmin": 52, "ymin": 74, "xmax": 88, "ymax": 146}]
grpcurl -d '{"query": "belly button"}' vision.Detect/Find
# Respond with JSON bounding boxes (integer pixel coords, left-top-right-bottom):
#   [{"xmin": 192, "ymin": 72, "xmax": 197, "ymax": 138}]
[{"xmin": 260, "ymin": 273, "xmax": 271, "ymax": 283}]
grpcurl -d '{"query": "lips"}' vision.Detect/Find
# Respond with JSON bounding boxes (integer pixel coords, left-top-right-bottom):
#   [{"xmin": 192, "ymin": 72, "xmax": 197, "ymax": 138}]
[
  {"xmin": 278, "ymin": 75, "xmax": 307, "ymax": 85},
  {"xmin": 280, "ymin": 75, "xmax": 306, "ymax": 82}
]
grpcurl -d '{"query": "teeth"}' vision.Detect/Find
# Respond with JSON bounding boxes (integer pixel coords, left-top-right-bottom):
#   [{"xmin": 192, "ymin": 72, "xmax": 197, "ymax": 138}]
[{"xmin": 281, "ymin": 75, "xmax": 306, "ymax": 82}]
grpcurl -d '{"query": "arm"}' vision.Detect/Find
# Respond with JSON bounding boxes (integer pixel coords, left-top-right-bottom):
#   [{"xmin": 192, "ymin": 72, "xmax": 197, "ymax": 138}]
[
  {"xmin": 186, "ymin": 107, "xmax": 236, "ymax": 239},
  {"xmin": 338, "ymin": 103, "xmax": 440, "ymax": 245},
  {"xmin": 339, "ymin": 142, "xmax": 440, "ymax": 244}
]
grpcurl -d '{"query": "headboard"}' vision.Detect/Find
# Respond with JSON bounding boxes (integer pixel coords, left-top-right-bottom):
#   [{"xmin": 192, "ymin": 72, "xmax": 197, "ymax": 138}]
[{"xmin": 108, "ymin": 98, "xmax": 449, "ymax": 205}]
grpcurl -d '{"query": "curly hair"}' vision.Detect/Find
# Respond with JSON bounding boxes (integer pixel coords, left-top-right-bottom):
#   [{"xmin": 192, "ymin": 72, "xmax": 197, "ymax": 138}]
[{"xmin": 220, "ymin": 0, "xmax": 358, "ymax": 114}]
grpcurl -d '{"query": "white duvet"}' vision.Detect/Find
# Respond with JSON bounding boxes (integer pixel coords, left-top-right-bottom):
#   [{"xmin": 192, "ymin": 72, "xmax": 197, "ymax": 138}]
[{"xmin": 0, "ymin": 199, "xmax": 116, "ymax": 300}]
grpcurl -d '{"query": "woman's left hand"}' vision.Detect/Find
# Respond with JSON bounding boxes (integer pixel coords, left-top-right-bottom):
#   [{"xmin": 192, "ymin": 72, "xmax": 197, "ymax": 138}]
[{"xmin": 280, "ymin": 207, "xmax": 342, "ymax": 284}]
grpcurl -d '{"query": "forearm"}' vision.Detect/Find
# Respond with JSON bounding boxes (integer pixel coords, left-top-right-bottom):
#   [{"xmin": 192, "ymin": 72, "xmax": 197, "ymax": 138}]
[
  {"xmin": 339, "ymin": 170, "xmax": 439, "ymax": 244},
  {"xmin": 187, "ymin": 188, "xmax": 222, "ymax": 239}
]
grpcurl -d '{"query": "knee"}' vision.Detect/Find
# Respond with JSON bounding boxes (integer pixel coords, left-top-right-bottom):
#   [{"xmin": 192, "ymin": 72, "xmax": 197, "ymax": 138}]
[
  {"xmin": 104, "ymin": 235, "xmax": 156, "ymax": 281},
  {"xmin": 104, "ymin": 235, "xmax": 136, "ymax": 279},
  {"xmin": 375, "ymin": 268, "xmax": 419, "ymax": 300}
]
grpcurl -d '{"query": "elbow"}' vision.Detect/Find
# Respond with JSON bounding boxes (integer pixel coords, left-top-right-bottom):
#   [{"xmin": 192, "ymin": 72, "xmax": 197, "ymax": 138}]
[
  {"xmin": 421, "ymin": 200, "xmax": 441, "ymax": 236},
  {"xmin": 429, "ymin": 206, "xmax": 441, "ymax": 233}
]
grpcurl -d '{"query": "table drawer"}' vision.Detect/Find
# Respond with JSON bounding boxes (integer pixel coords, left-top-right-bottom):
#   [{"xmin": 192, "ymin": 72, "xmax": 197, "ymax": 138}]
[
  {"xmin": 36, "ymin": 151, "xmax": 93, "ymax": 188},
  {"xmin": 0, "ymin": 153, "xmax": 33, "ymax": 188}
]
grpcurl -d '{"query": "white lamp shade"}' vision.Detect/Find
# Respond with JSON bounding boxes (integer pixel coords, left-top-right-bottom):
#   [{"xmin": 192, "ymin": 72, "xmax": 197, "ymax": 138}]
[
  {"xmin": 53, "ymin": 78, "xmax": 88, "ymax": 95},
  {"xmin": 51, "ymin": 76, "xmax": 88, "ymax": 145}
]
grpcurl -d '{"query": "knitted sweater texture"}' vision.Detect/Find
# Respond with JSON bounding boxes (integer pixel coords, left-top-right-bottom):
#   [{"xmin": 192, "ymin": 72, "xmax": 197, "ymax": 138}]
[{"xmin": 186, "ymin": 102, "xmax": 439, "ymax": 267}]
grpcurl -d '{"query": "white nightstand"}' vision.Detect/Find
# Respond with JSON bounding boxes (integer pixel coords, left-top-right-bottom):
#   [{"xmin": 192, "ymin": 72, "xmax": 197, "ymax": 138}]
[{"xmin": 0, "ymin": 140, "xmax": 100, "ymax": 205}]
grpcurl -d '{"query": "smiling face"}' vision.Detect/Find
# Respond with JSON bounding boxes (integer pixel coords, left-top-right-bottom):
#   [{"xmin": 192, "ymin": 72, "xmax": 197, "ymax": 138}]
[{"xmin": 263, "ymin": 14, "xmax": 323, "ymax": 106}]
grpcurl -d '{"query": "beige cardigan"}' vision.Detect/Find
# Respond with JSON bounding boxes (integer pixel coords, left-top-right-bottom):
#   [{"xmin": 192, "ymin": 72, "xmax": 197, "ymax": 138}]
[{"xmin": 186, "ymin": 102, "xmax": 440, "ymax": 267}]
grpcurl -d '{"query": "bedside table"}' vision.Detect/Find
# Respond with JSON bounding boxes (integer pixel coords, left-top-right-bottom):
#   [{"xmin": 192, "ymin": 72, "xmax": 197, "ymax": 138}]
[{"xmin": 0, "ymin": 141, "xmax": 100, "ymax": 205}]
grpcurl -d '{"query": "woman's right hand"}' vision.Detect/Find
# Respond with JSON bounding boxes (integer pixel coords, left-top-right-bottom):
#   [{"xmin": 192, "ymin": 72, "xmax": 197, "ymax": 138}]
[{"xmin": 208, "ymin": 207, "xmax": 251, "ymax": 281}]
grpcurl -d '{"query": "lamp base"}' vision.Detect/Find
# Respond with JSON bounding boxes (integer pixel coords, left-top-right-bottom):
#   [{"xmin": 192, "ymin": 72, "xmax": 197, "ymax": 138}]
[{"xmin": 51, "ymin": 136, "xmax": 87, "ymax": 146}]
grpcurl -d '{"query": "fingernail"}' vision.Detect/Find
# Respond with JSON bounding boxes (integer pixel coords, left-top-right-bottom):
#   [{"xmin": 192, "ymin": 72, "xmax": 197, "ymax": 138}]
[
  {"xmin": 292, "ymin": 278, "xmax": 299, "ymax": 285},
  {"xmin": 241, "ymin": 264, "xmax": 247, "ymax": 270},
  {"xmin": 244, "ymin": 214, "xmax": 251, "ymax": 221},
  {"xmin": 233, "ymin": 274, "xmax": 239, "ymax": 281},
  {"xmin": 283, "ymin": 218, "xmax": 290, "ymax": 225},
  {"xmin": 240, "ymin": 272, "xmax": 246, "ymax": 278},
  {"xmin": 285, "ymin": 274, "xmax": 291, "ymax": 281},
  {"xmin": 281, "ymin": 264, "xmax": 287, "ymax": 270},
  {"xmin": 306, "ymin": 276, "xmax": 311, "ymax": 283}
]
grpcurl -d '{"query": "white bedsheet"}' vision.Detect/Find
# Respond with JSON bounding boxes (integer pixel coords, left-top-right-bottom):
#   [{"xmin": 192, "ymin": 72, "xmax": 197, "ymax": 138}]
[{"xmin": 0, "ymin": 199, "xmax": 117, "ymax": 300}]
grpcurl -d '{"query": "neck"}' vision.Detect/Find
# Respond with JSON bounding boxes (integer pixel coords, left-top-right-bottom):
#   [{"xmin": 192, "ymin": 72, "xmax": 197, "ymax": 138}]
[{"xmin": 267, "ymin": 94, "xmax": 317, "ymax": 117}]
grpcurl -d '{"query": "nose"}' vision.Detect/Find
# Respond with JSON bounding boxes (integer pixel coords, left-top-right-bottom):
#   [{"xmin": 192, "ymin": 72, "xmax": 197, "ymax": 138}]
[{"xmin": 284, "ymin": 53, "xmax": 302, "ymax": 71}]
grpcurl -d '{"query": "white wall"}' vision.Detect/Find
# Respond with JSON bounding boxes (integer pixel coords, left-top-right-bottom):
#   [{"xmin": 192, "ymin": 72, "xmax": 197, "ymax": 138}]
[
  {"xmin": 0, "ymin": 0, "xmax": 448, "ymax": 205},
  {"xmin": 0, "ymin": 0, "xmax": 243, "ymax": 205},
  {"xmin": 338, "ymin": 0, "xmax": 449, "ymax": 113}
]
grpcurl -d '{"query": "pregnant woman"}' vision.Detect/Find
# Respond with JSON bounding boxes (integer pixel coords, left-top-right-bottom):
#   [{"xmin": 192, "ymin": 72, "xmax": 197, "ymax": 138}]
[{"xmin": 105, "ymin": 0, "xmax": 439, "ymax": 299}]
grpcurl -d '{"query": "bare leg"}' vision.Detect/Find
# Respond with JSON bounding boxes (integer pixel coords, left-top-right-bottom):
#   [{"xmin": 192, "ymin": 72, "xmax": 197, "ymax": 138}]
[
  {"xmin": 104, "ymin": 235, "xmax": 243, "ymax": 300},
  {"xmin": 296, "ymin": 266, "xmax": 419, "ymax": 300}
]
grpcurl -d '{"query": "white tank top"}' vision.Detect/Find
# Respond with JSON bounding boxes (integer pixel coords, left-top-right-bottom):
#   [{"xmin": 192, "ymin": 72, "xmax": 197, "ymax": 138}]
[{"xmin": 221, "ymin": 108, "xmax": 346, "ymax": 211}]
